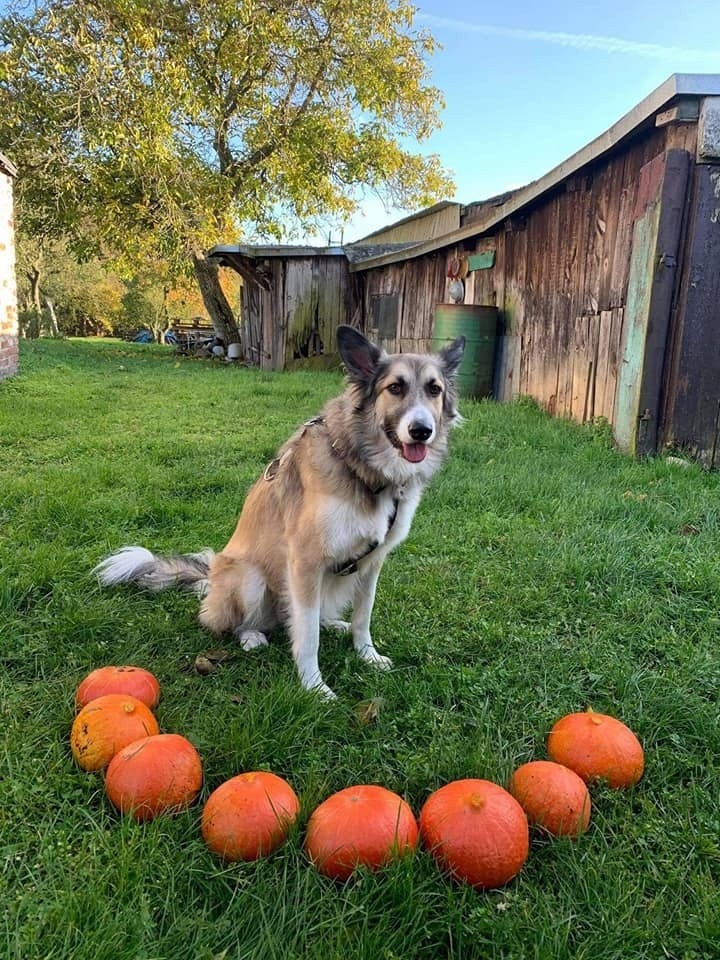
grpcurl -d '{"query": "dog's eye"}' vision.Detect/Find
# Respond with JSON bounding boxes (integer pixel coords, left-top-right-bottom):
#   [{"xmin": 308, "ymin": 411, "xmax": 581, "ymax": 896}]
[
  {"xmin": 387, "ymin": 382, "xmax": 404, "ymax": 396},
  {"xmin": 426, "ymin": 382, "xmax": 442, "ymax": 397}
]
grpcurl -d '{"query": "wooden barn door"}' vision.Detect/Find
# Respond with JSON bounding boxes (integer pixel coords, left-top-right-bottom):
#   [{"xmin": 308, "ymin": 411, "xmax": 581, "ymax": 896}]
[
  {"xmin": 613, "ymin": 149, "xmax": 690, "ymax": 456},
  {"xmin": 660, "ymin": 161, "xmax": 720, "ymax": 467}
]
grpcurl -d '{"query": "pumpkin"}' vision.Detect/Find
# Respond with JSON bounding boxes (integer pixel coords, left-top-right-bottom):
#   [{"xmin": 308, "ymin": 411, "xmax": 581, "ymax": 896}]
[
  {"xmin": 547, "ymin": 710, "xmax": 644, "ymax": 788},
  {"xmin": 76, "ymin": 665, "xmax": 160, "ymax": 709},
  {"xmin": 70, "ymin": 693, "xmax": 159, "ymax": 771},
  {"xmin": 201, "ymin": 771, "xmax": 300, "ymax": 861},
  {"xmin": 305, "ymin": 784, "xmax": 418, "ymax": 881},
  {"xmin": 508, "ymin": 760, "xmax": 591, "ymax": 837},
  {"xmin": 419, "ymin": 779, "xmax": 529, "ymax": 889},
  {"xmin": 105, "ymin": 733, "xmax": 202, "ymax": 822}
]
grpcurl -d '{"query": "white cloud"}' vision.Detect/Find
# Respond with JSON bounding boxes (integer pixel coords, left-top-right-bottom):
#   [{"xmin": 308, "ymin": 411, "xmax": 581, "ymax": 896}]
[{"xmin": 418, "ymin": 13, "xmax": 720, "ymax": 63}]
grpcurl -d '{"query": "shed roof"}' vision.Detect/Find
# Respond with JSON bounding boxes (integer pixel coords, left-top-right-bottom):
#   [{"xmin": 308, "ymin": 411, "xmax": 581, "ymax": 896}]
[
  {"xmin": 349, "ymin": 73, "xmax": 720, "ymax": 272},
  {"xmin": 208, "ymin": 74, "xmax": 720, "ymax": 279},
  {"xmin": 208, "ymin": 243, "xmax": 346, "ymax": 264}
]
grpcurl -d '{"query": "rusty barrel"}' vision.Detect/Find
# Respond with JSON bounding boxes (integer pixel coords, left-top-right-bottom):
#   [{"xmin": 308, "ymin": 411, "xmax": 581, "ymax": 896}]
[{"xmin": 432, "ymin": 303, "xmax": 498, "ymax": 398}]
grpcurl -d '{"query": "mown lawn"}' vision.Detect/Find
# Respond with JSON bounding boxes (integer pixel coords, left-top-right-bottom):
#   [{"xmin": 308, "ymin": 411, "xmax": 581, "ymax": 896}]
[{"xmin": 1, "ymin": 337, "xmax": 719, "ymax": 960}]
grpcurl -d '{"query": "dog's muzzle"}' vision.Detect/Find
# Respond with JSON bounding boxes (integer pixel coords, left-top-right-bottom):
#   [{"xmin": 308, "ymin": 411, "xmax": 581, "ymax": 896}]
[{"xmin": 386, "ymin": 428, "xmax": 430, "ymax": 463}]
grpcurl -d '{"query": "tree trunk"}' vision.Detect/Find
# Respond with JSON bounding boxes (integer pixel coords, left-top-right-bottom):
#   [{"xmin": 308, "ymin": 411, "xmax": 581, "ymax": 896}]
[
  {"xmin": 45, "ymin": 298, "xmax": 60, "ymax": 337},
  {"xmin": 29, "ymin": 263, "xmax": 42, "ymax": 314},
  {"xmin": 22, "ymin": 261, "xmax": 43, "ymax": 339},
  {"xmin": 191, "ymin": 251, "xmax": 240, "ymax": 345}
]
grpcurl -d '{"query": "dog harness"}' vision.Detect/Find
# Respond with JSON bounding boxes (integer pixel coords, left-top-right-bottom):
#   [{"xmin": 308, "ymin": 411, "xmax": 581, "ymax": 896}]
[
  {"xmin": 333, "ymin": 497, "xmax": 399, "ymax": 577},
  {"xmin": 263, "ymin": 416, "xmax": 400, "ymax": 576}
]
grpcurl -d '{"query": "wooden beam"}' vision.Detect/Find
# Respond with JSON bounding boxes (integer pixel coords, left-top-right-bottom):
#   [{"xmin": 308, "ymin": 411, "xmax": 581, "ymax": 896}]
[{"xmin": 655, "ymin": 99, "xmax": 700, "ymax": 127}]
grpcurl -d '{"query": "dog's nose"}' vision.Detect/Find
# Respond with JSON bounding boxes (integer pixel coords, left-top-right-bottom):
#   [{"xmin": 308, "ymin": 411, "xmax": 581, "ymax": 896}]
[{"xmin": 408, "ymin": 422, "xmax": 433, "ymax": 442}]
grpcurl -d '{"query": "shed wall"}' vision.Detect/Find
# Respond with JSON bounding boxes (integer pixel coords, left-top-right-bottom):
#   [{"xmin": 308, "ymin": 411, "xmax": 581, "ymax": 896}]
[
  {"xmin": 359, "ymin": 122, "xmax": 699, "ymax": 436},
  {"xmin": 241, "ymin": 255, "xmax": 361, "ymax": 370}
]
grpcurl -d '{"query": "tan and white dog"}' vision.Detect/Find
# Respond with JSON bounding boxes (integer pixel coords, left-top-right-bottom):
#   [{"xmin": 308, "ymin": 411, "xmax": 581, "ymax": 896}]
[{"xmin": 95, "ymin": 325, "xmax": 465, "ymax": 698}]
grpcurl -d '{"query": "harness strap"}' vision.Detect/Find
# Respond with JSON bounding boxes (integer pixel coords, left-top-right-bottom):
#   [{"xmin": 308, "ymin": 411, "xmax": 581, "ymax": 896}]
[{"xmin": 334, "ymin": 497, "xmax": 399, "ymax": 576}]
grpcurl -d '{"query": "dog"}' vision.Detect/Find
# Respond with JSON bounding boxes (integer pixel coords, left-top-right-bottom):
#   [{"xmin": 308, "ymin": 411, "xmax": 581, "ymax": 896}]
[{"xmin": 94, "ymin": 325, "xmax": 465, "ymax": 699}]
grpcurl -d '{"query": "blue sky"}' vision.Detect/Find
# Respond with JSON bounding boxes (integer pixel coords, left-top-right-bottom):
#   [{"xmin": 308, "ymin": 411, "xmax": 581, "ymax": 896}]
[{"xmin": 332, "ymin": 0, "xmax": 720, "ymax": 243}]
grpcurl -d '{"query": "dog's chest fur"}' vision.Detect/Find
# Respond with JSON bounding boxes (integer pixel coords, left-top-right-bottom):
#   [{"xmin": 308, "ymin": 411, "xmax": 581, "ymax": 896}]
[{"xmin": 321, "ymin": 486, "xmax": 421, "ymax": 567}]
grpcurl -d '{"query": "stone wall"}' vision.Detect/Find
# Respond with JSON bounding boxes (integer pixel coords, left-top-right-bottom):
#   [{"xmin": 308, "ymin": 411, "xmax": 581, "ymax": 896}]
[{"xmin": 0, "ymin": 153, "xmax": 18, "ymax": 381}]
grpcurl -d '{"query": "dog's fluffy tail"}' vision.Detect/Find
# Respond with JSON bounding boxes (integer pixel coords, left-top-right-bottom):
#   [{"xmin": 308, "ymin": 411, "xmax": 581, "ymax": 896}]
[{"xmin": 93, "ymin": 546, "xmax": 214, "ymax": 597}]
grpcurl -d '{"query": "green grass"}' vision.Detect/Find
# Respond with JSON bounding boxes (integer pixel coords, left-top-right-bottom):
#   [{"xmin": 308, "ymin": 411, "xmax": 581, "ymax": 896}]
[{"xmin": 2, "ymin": 337, "xmax": 720, "ymax": 960}]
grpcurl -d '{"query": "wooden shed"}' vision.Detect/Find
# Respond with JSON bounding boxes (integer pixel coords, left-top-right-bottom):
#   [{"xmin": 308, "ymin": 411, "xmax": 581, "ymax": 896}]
[
  {"xmin": 211, "ymin": 74, "xmax": 720, "ymax": 466},
  {"xmin": 206, "ymin": 244, "xmax": 360, "ymax": 370},
  {"xmin": 352, "ymin": 74, "xmax": 720, "ymax": 467},
  {"xmin": 207, "ymin": 202, "xmax": 462, "ymax": 371}
]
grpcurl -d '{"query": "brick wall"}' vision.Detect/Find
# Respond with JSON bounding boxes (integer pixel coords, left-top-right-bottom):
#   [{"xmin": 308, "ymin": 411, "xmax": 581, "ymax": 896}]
[{"xmin": 0, "ymin": 154, "xmax": 18, "ymax": 381}]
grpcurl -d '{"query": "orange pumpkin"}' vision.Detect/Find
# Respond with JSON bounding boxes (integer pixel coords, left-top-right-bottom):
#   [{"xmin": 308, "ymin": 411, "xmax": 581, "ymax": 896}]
[
  {"xmin": 419, "ymin": 779, "xmax": 529, "ymax": 889},
  {"xmin": 547, "ymin": 710, "xmax": 644, "ymax": 788},
  {"xmin": 76, "ymin": 665, "xmax": 161, "ymax": 709},
  {"xmin": 105, "ymin": 733, "xmax": 202, "ymax": 822},
  {"xmin": 508, "ymin": 760, "xmax": 591, "ymax": 837},
  {"xmin": 305, "ymin": 784, "xmax": 418, "ymax": 881},
  {"xmin": 201, "ymin": 771, "xmax": 300, "ymax": 861},
  {"xmin": 70, "ymin": 693, "xmax": 159, "ymax": 771}
]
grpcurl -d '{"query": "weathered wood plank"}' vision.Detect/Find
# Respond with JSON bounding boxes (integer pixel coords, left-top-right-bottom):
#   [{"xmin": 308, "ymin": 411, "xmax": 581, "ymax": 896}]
[
  {"xmin": 634, "ymin": 150, "xmax": 690, "ymax": 455},
  {"xmin": 614, "ymin": 150, "xmax": 690, "ymax": 454}
]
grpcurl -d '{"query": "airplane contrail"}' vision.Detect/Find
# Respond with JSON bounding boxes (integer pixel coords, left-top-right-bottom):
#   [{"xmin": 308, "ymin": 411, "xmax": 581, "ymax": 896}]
[{"xmin": 417, "ymin": 14, "xmax": 720, "ymax": 63}]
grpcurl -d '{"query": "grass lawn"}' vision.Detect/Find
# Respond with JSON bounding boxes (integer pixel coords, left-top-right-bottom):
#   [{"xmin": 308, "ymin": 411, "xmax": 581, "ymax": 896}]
[{"xmin": 2, "ymin": 337, "xmax": 720, "ymax": 960}]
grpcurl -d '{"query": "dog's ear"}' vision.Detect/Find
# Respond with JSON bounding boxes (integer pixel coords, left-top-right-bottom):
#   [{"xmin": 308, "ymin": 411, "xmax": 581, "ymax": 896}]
[
  {"xmin": 438, "ymin": 336, "xmax": 466, "ymax": 379},
  {"xmin": 337, "ymin": 325, "xmax": 383, "ymax": 383}
]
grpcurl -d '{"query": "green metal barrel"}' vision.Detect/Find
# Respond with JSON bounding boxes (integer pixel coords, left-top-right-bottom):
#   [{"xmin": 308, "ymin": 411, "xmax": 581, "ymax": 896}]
[{"xmin": 432, "ymin": 303, "xmax": 498, "ymax": 398}]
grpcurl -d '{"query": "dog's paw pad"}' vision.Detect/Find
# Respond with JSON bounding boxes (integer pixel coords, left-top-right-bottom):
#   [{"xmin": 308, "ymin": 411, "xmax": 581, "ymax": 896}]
[{"xmin": 236, "ymin": 629, "xmax": 268, "ymax": 651}]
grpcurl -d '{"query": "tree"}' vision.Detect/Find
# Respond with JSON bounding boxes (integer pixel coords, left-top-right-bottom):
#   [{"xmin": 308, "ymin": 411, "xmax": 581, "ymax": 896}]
[
  {"xmin": 15, "ymin": 232, "xmax": 125, "ymax": 337},
  {"xmin": 0, "ymin": 0, "xmax": 452, "ymax": 346}
]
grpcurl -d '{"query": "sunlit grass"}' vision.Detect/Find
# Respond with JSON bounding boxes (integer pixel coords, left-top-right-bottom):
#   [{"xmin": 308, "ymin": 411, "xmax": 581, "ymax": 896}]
[{"xmin": 2, "ymin": 337, "xmax": 719, "ymax": 959}]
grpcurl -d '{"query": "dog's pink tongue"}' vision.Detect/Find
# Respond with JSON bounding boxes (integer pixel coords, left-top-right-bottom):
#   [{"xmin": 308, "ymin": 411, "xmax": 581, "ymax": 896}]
[{"xmin": 402, "ymin": 442, "xmax": 428, "ymax": 463}]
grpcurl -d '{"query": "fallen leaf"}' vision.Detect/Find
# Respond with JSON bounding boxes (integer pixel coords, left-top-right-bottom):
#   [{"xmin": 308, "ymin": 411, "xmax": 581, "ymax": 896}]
[
  {"xmin": 204, "ymin": 649, "xmax": 233, "ymax": 664},
  {"xmin": 679, "ymin": 524, "xmax": 700, "ymax": 536},
  {"xmin": 194, "ymin": 655, "xmax": 216, "ymax": 676},
  {"xmin": 354, "ymin": 697, "xmax": 385, "ymax": 725}
]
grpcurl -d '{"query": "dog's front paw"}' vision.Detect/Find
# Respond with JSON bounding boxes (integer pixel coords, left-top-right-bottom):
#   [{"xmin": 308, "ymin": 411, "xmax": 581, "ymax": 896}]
[
  {"xmin": 302, "ymin": 678, "xmax": 337, "ymax": 700},
  {"xmin": 236, "ymin": 628, "xmax": 269, "ymax": 651},
  {"xmin": 356, "ymin": 645, "xmax": 393, "ymax": 670},
  {"xmin": 315, "ymin": 682, "xmax": 337, "ymax": 701},
  {"xmin": 323, "ymin": 619, "xmax": 352, "ymax": 634}
]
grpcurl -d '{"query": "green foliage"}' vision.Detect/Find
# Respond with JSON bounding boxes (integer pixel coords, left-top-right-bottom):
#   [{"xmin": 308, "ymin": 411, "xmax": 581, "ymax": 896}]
[
  {"xmin": 2, "ymin": 340, "xmax": 720, "ymax": 959},
  {"xmin": 0, "ymin": 0, "xmax": 452, "ymax": 274},
  {"xmin": 15, "ymin": 234, "xmax": 125, "ymax": 336}
]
